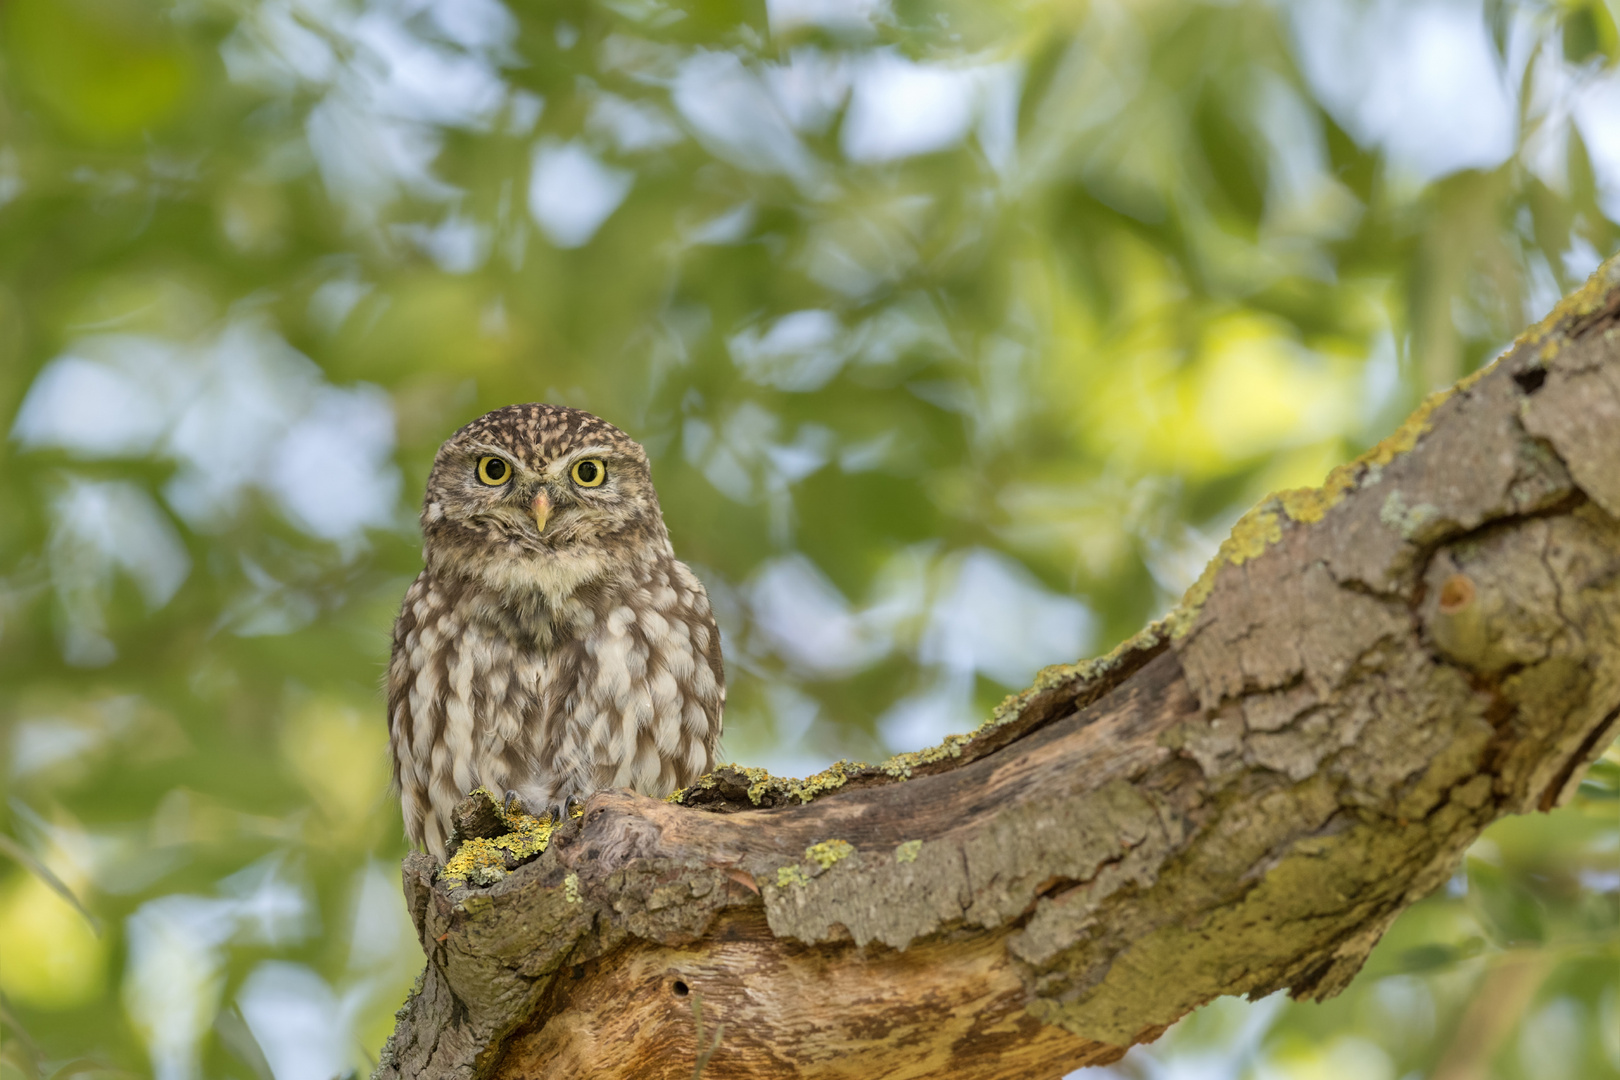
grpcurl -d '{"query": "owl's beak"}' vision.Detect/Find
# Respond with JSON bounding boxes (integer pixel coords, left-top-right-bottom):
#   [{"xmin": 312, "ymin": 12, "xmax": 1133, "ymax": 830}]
[{"xmin": 531, "ymin": 491, "xmax": 551, "ymax": 534}]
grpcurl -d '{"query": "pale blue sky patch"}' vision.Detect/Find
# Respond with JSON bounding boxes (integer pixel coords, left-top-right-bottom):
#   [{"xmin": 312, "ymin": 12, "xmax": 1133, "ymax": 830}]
[
  {"xmin": 1572, "ymin": 71, "xmax": 1620, "ymax": 223},
  {"xmin": 918, "ymin": 548, "xmax": 1094, "ymax": 689},
  {"xmin": 13, "ymin": 341, "xmax": 177, "ymax": 458},
  {"xmin": 877, "ymin": 673, "xmax": 982, "ymax": 757},
  {"xmin": 729, "ymin": 309, "xmax": 847, "ymax": 391},
  {"xmin": 1289, "ymin": 0, "xmax": 1516, "ymax": 182},
  {"xmin": 587, "ymin": 91, "xmax": 685, "ymax": 153},
  {"xmin": 423, "ymin": 0, "xmax": 519, "ymax": 54},
  {"xmin": 765, "ymin": 0, "xmax": 890, "ymax": 36},
  {"xmin": 748, "ymin": 553, "xmax": 893, "ymax": 677},
  {"xmin": 683, "ymin": 201, "xmax": 756, "ymax": 245},
  {"xmin": 0, "ymin": 146, "xmax": 23, "ymax": 209},
  {"xmin": 764, "ymin": 48, "xmax": 854, "ymax": 135},
  {"xmin": 392, "ymin": 210, "xmax": 492, "ymax": 273},
  {"xmin": 14, "ymin": 316, "xmax": 402, "ymax": 552},
  {"xmin": 307, "ymin": 274, "xmax": 375, "ymax": 336},
  {"xmin": 506, "ymin": 88, "xmax": 544, "ymax": 135},
  {"xmin": 838, "ymin": 54, "xmax": 1022, "ymax": 169},
  {"xmin": 842, "ymin": 51, "xmax": 980, "ymax": 163},
  {"xmin": 345, "ymin": 8, "xmax": 509, "ymax": 130},
  {"xmin": 527, "ymin": 139, "xmax": 634, "ymax": 248},
  {"xmin": 305, "ymin": 94, "xmax": 456, "ymax": 216},
  {"xmin": 225, "ymin": 0, "xmax": 515, "ymax": 223},
  {"xmin": 264, "ymin": 383, "xmax": 400, "ymax": 544},
  {"xmin": 237, "ymin": 962, "xmax": 363, "ymax": 1080},
  {"xmin": 124, "ymin": 856, "xmax": 312, "ymax": 1080},
  {"xmin": 672, "ymin": 51, "xmax": 819, "ymax": 183},
  {"xmin": 47, "ymin": 480, "xmax": 191, "ymax": 667}
]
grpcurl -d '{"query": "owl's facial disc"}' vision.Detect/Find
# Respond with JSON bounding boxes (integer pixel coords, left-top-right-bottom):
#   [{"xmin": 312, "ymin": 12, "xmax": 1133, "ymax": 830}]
[{"xmin": 421, "ymin": 406, "xmax": 672, "ymax": 594}]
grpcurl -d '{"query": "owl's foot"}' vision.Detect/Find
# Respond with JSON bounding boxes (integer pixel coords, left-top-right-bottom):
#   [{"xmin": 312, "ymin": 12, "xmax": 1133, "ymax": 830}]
[{"xmin": 536, "ymin": 796, "xmax": 588, "ymax": 826}]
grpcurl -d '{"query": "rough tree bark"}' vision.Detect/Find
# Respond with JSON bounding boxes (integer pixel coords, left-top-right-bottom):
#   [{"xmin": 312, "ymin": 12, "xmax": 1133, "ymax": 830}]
[{"xmin": 375, "ymin": 260, "xmax": 1620, "ymax": 1080}]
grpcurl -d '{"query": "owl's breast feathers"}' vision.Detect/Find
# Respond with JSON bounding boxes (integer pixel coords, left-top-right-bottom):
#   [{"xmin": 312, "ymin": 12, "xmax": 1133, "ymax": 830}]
[{"xmin": 387, "ymin": 553, "xmax": 725, "ymax": 859}]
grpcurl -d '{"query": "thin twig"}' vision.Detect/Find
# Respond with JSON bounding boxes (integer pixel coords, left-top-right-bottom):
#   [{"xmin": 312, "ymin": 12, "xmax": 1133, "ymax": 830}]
[
  {"xmin": 0, "ymin": 990, "xmax": 42, "ymax": 1058},
  {"xmin": 0, "ymin": 832, "xmax": 101, "ymax": 935},
  {"xmin": 690, "ymin": 992, "xmax": 724, "ymax": 1080}
]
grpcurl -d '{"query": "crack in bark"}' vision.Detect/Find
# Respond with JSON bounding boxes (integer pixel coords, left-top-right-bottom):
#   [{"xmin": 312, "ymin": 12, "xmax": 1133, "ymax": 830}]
[{"xmin": 1539, "ymin": 701, "xmax": 1620, "ymax": 811}]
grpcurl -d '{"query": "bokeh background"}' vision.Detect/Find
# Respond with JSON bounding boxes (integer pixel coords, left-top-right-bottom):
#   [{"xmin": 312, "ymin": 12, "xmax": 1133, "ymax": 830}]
[{"xmin": 0, "ymin": 0, "xmax": 1617, "ymax": 1077}]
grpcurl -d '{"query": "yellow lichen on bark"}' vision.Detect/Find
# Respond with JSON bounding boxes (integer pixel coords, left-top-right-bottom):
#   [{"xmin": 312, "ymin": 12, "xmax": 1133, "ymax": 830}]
[
  {"xmin": 805, "ymin": 839, "xmax": 854, "ymax": 869},
  {"xmin": 437, "ymin": 789, "xmax": 557, "ymax": 888}
]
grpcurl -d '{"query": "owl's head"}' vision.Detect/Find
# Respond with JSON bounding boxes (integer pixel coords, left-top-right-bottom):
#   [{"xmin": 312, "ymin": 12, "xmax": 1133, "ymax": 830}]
[{"xmin": 420, "ymin": 404, "xmax": 671, "ymax": 598}]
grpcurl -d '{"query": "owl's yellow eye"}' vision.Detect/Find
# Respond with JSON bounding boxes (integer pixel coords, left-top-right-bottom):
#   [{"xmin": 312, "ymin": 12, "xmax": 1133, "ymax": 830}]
[
  {"xmin": 476, "ymin": 456, "xmax": 512, "ymax": 486},
  {"xmin": 570, "ymin": 458, "xmax": 606, "ymax": 487}
]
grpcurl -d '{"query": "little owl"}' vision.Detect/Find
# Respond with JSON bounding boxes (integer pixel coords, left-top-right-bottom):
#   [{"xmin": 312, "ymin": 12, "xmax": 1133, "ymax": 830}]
[{"xmin": 387, "ymin": 404, "xmax": 725, "ymax": 859}]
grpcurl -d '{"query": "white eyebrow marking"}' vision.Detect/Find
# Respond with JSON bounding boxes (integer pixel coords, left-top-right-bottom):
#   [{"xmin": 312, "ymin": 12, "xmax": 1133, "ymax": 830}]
[{"xmin": 546, "ymin": 445, "xmax": 617, "ymax": 476}]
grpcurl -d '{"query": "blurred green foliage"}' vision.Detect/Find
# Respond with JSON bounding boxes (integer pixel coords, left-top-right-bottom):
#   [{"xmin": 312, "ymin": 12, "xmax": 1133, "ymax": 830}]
[{"xmin": 0, "ymin": 0, "xmax": 1616, "ymax": 1077}]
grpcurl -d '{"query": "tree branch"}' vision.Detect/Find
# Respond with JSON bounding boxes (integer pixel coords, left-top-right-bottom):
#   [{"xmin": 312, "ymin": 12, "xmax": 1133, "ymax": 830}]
[{"xmin": 375, "ymin": 259, "xmax": 1620, "ymax": 1080}]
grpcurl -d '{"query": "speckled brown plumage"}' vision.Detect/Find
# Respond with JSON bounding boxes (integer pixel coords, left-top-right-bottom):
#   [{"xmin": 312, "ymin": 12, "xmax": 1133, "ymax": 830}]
[{"xmin": 387, "ymin": 404, "xmax": 725, "ymax": 860}]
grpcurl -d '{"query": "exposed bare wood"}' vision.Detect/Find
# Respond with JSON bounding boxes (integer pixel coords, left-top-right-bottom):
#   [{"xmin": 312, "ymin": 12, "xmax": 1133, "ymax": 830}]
[{"xmin": 376, "ymin": 258, "xmax": 1620, "ymax": 1080}]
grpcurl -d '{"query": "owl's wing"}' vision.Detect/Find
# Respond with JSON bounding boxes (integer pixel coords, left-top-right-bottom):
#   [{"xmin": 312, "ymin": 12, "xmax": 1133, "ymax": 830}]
[
  {"xmin": 386, "ymin": 571, "xmax": 444, "ymax": 854},
  {"xmin": 386, "ymin": 571, "xmax": 433, "ymax": 797},
  {"xmin": 671, "ymin": 559, "xmax": 726, "ymax": 758}
]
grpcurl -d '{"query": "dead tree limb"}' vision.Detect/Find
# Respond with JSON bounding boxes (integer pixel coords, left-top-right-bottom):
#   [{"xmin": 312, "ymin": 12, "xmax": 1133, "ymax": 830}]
[{"xmin": 376, "ymin": 259, "xmax": 1620, "ymax": 1080}]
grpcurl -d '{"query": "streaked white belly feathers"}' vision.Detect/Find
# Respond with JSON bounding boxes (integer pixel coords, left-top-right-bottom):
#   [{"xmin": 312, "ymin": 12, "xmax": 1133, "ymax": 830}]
[{"xmin": 387, "ymin": 557, "xmax": 723, "ymax": 860}]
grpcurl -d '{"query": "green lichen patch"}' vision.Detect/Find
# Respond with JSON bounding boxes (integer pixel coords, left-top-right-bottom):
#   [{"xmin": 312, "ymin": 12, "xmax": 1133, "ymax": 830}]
[
  {"xmin": 782, "ymin": 760, "xmax": 867, "ymax": 802},
  {"xmin": 1379, "ymin": 489, "xmax": 1442, "ymax": 541},
  {"xmin": 1169, "ymin": 502, "xmax": 1286, "ymax": 634},
  {"xmin": 862, "ymin": 614, "xmax": 1182, "ymax": 788},
  {"xmin": 440, "ymin": 838, "xmax": 513, "ymax": 887},
  {"xmin": 879, "ymin": 734, "xmax": 971, "ymax": 779},
  {"xmin": 984, "ymin": 618, "xmax": 1174, "ymax": 731},
  {"xmin": 677, "ymin": 611, "xmax": 1172, "ymax": 806},
  {"xmin": 1239, "ymin": 256, "xmax": 1617, "ymax": 563},
  {"xmin": 562, "ymin": 872, "xmax": 582, "ymax": 904},
  {"xmin": 674, "ymin": 759, "xmax": 875, "ymax": 809},
  {"xmin": 744, "ymin": 766, "xmax": 779, "ymax": 803},
  {"xmin": 895, "ymin": 839, "xmax": 922, "ymax": 863},
  {"xmin": 771, "ymin": 840, "xmax": 854, "ymax": 898},
  {"xmin": 437, "ymin": 792, "xmax": 558, "ymax": 889},
  {"xmin": 675, "ymin": 763, "xmax": 774, "ymax": 805},
  {"xmin": 1166, "ymin": 371, "xmax": 1477, "ymax": 640},
  {"xmin": 805, "ymin": 839, "xmax": 854, "ymax": 869},
  {"xmin": 1519, "ymin": 251, "xmax": 1620, "ymax": 354}
]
